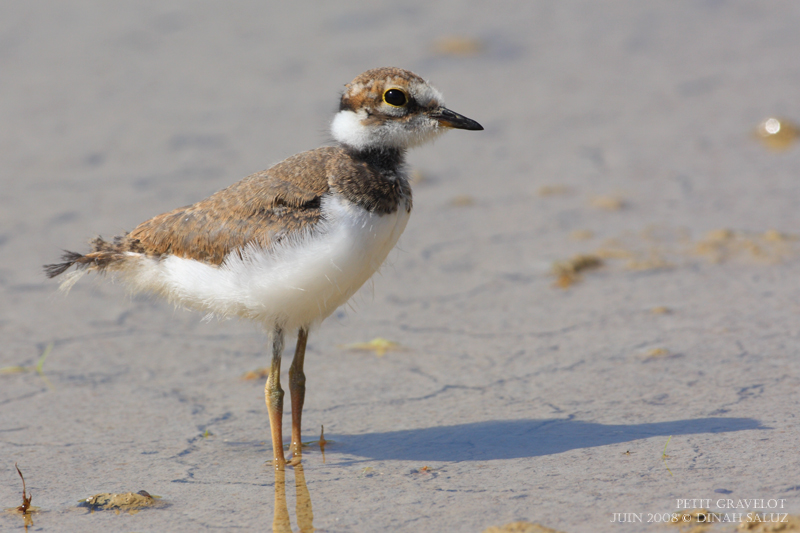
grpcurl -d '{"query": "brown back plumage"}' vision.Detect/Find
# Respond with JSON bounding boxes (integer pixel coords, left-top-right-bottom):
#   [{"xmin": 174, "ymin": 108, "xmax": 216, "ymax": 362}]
[
  {"xmin": 44, "ymin": 144, "xmax": 412, "ymax": 277},
  {"xmin": 127, "ymin": 146, "xmax": 335, "ymax": 265}
]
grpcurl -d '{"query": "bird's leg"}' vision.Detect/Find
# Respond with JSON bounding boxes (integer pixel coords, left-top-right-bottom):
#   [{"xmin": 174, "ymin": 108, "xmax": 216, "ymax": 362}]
[
  {"xmin": 288, "ymin": 327, "xmax": 308, "ymax": 463},
  {"xmin": 266, "ymin": 327, "xmax": 286, "ymax": 468}
]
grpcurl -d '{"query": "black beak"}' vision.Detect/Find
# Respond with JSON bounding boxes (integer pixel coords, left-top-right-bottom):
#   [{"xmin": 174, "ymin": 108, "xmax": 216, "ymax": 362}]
[{"xmin": 431, "ymin": 107, "xmax": 484, "ymax": 131}]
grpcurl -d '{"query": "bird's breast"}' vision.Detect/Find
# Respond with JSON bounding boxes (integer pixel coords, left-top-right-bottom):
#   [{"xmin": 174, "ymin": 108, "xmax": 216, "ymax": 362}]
[{"xmin": 121, "ymin": 194, "xmax": 411, "ymax": 331}]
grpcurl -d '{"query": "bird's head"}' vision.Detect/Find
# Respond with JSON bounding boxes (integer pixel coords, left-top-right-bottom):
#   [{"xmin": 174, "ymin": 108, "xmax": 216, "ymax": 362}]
[{"xmin": 331, "ymin": 67, "xmax": 483, "ymax": 152}]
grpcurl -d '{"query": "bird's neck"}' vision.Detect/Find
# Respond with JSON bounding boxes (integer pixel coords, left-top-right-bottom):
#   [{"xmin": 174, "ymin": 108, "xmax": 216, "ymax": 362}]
[
  {"xmin": 332, "ymin": 145, "xmax": 412, "ymax": 214},
  {"xmin": 343, "ymin": 146, "xmax": 406, "ymax": 174}
]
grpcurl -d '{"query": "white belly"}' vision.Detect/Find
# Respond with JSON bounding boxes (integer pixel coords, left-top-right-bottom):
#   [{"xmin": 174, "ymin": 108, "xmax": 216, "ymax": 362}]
[{"xmin": 122, "ymin": 195, "xmax": 410, "ymax": 331}]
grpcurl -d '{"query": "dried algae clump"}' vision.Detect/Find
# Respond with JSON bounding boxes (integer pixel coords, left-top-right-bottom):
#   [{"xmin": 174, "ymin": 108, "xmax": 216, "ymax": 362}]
[
  {"xmin": 738, "ymin": 514, "xmax": 800, "ymax": 531},
  {"xmin": 79, "ymin": 490, "xmax": 164, "ymax": 514},
  {"xmin": 693, "ymin": 228, "xmax": 797, "ymax": 264},
  {"xmin": 590, "ymin": 195, "xmax": 625, "ymax": 211},
  {"xmin": 449, "ymin": 194, "xmax": 476, "ymax": 207},
  {"xmin": 242, "ymin": 368, "xmax": 269, "ymax": 380},
  {"xmin": 537, "ymin": 184, "xmax": 571, "ymax": 197},
  {"xmin": 552, "ymin": 254, "xmax": 603, "ymax": 288},
  {"xmin": 483, "ymin": 522, "xmax": 566, "ymax": 533},
  {"xmin": 432, "ymin": 36, "xmax": 485, "ymax": 56},
  {"xmin": 569, "ymin": 229, "xmax": 594, "ymax": 241},
  {"xmin": 341, "ymin": 338, "xmax": 408, "ymax": 357},
  {"xmin": 642, "ymin": 347, "xmax": 671, "ymax": 360}
]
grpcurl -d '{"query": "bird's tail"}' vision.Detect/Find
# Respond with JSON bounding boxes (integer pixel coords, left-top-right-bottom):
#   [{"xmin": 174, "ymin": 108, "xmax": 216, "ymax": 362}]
[
  {"xmin": 44, "ymin": 237, "xmax": 129, "ymax": 290},
  {"xmin": 43, "ymin": 251, "xmax": 91, "ymax": 278}
]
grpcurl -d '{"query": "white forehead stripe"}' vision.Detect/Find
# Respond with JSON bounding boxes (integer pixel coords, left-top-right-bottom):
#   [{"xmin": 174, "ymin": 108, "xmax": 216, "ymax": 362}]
[{"xmin": 409, "ymin": 81, "xmax": 444, "ymax": 107}]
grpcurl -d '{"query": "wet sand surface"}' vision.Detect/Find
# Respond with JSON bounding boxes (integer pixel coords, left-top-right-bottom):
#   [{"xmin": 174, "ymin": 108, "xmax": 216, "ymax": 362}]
[{"xmin": 2, "ymin": 2, "xmax": 800, "ymax": 532}]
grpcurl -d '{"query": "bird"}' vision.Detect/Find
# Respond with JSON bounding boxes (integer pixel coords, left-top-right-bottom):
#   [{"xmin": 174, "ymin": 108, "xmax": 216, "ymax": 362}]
[{"xmin": 44, "ymin": 67, "xmax": 483, "ymax": 468}]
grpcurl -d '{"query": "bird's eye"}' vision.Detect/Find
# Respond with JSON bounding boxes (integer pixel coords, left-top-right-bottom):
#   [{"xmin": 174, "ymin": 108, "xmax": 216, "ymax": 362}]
[{"xmin": 383, "ymin": 89, "xmax": 408, "ymax": 107}]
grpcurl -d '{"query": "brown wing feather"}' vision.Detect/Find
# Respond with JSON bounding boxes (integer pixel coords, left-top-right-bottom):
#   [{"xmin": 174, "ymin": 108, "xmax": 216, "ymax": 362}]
[
  {"xmin": 43, "ymin": 144, "xmax": 412, "ymax": 278},
  {"xmin": 125, "ymin": 146, "xmax": 338, "ymax": 265}
]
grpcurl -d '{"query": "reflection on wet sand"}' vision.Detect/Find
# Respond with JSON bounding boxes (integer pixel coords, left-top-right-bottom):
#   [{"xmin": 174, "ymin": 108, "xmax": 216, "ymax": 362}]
[
  {"xmin": 4, "ymin": 508, "xmax": 35, "ymax": 532},
  {"xmin": 273, "ymin": 461, "xmax": 314, "ymax": 533}
]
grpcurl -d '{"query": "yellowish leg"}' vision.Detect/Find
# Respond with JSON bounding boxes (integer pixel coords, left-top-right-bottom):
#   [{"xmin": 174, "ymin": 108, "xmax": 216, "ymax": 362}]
[
  {"xmin": 288, "ymin": 328, "xmax": 308, "ymax": 463},
  {"xmin": 265, "ymin": 328, "xmax": 286, "ymax": 468}
]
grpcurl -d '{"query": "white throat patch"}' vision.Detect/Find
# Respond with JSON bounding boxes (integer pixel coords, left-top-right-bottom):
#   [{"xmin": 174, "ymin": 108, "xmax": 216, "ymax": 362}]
[
  {"xmin": 331, "ymin": 109, "xmax": 446, "ymax": 151},
  {"xmin": 331, "ymin": 109, "xmax": 373, "ymax": 150}
]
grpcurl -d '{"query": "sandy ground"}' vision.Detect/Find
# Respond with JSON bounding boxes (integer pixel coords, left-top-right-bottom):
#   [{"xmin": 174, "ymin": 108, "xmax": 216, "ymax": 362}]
[{"xmin": 2, "ymin": 2, "xmax": 800, "ymax": 532}]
